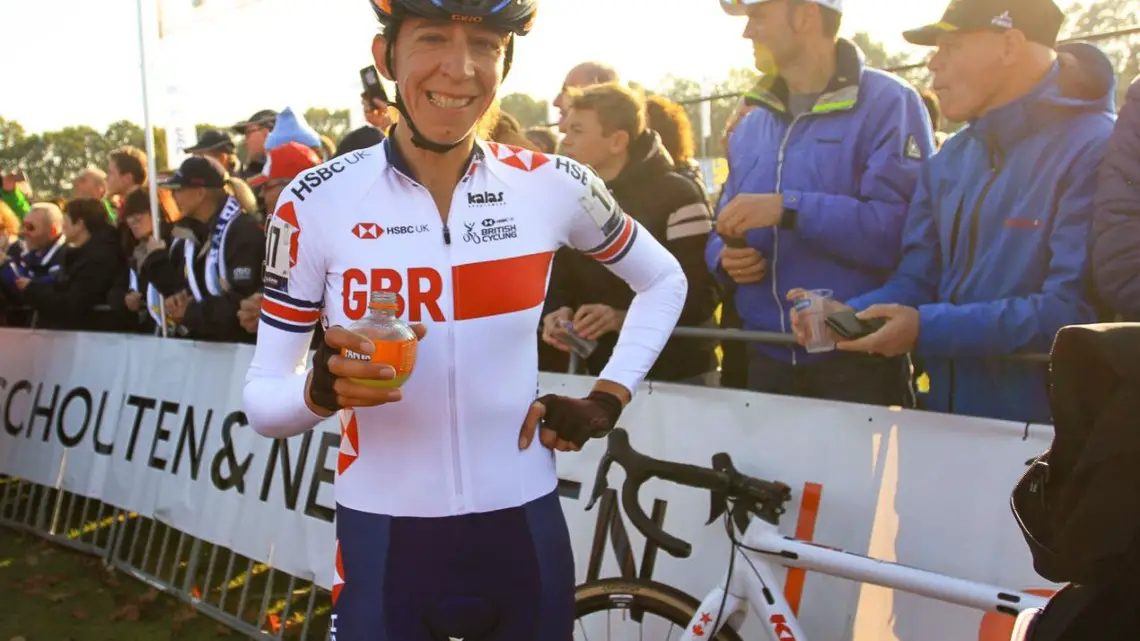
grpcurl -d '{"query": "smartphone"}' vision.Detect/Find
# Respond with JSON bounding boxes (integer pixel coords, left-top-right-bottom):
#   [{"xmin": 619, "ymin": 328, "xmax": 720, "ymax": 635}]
[
  {"xmin": 722, "ymin": 236, "xmax": 747, "ymax": 249},
  {"xmin": 360, "ymin": 66, "xmax": 389, "ymax": 105},
  {"xmin": 825, "ymin": 310, "xmax": 886, "ymax": 341}
]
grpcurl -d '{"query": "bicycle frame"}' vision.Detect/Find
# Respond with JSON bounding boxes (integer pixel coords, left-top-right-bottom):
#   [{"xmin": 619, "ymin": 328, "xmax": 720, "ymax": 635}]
[{"xmin": 679, "ymin": 516, "xmax": 1051, "ymax": 641}]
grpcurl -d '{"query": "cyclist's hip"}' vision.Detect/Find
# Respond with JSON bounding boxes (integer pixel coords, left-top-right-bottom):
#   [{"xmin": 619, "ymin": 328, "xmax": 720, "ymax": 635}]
[{"xmin": 332, "ymin": 489, "xmax": 574, "ymax": 641}]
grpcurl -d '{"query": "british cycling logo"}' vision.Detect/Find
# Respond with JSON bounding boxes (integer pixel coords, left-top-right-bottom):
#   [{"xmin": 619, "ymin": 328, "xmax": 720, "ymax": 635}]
[
  {"xmin": 289, "ymin": 149, "xmax": 370, "ymax": 202},
  {"xmin": 462, "ymin": 217, "xmax": 516, "ymax": 244}
]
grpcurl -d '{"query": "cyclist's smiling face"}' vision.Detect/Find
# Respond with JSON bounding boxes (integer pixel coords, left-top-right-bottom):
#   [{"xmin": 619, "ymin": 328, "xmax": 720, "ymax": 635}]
[{"xmin": 375, "ymin": 18, "xmax": 508, "ymax": 143}]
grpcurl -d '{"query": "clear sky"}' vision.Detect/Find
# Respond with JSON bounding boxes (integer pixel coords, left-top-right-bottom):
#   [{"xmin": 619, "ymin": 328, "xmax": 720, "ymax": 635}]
[{"xmin": 6, "ymin": 0, "xmax": 960, "ymax": 134}]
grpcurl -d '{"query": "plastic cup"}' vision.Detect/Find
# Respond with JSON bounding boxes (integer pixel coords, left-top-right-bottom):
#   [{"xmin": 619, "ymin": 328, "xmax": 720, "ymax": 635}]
[
  {"xmin": 792, "ymin": 289, "xmax": 836, "ymax": 354},
  {"xmin": 558, "ymin": 319, "xmax": 598, "ymax": 359}
]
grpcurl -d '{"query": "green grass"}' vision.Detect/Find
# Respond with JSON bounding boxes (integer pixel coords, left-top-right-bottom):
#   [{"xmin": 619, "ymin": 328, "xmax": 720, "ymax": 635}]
[{"xmin": 0, "ymin": 527, "xmax": 243, "ymax": 641}]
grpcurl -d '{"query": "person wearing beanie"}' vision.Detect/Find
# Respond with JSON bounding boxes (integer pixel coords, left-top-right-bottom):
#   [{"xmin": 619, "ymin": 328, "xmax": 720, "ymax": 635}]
[{"xmin": 265, "ymin": 107, "xmax": 323, "ymax": 154}]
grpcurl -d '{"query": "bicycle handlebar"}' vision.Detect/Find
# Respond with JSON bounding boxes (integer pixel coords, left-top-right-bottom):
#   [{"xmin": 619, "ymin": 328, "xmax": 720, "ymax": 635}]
[{"xmin": 586, "ymin": 428, "xmax": 792, "ymax": 559}]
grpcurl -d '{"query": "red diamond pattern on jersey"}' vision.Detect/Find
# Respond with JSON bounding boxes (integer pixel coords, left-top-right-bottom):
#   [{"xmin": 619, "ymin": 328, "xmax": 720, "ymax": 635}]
[
  {"xmin": 352, "ymin": 223, "xmax": 383, "ymax": 239},
  {"xmin": 332, "ymin": 540, "xmax": 345, "ymax": 606},
  {"xmin": 338, "ymin": 410, "xmax": 359, "ymax": 475},
  {"xmin": 486, "ymin": 142, "xmax": 550, "ymax": 172}
]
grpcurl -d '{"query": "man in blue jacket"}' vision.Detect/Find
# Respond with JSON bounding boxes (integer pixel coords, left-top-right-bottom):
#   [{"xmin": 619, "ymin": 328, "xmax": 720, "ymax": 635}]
[
  {"xmin": 708, "ymin": 0, "xmax": 934, "ymax": 405},
  {"xmin": 804, "ymin": 0, "xmax": 1115, "ymax": 424},
  {"xmin": 1092, "ymin": 77, "xmax": 1140, "ymax": 320}
]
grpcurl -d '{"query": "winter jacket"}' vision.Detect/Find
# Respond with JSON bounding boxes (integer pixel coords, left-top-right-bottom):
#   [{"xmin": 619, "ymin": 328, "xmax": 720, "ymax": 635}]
[
  {"xmin": 22, "ymin": 227, "xmax": 124, "ymax": 331},
  {"xmin": 1, "ymin": 187, "xmax": 30, "ymax": 220},
  {"xmin": 705, "ymin": 38, "xmax": 935, "ymax": 365},
  {"xmin": 1092, "ymin": 76, "xmax": 1140, "ymax": 320},
  {"xmin": 546, "ymin": 131, "xmax": 718, "ymax": 381},
  {"xmin": 849, "ymin": 43, "xmax": 1117, "ymax": 423}
]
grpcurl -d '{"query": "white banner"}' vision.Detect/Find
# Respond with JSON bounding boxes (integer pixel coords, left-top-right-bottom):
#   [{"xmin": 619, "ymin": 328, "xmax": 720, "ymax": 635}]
[{"xmin": 0, "ymin": 329, "xmax": 1057, "ymax": 640}]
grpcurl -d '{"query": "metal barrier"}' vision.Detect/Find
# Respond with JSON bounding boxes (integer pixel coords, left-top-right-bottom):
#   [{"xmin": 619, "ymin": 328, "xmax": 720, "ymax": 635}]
[
  {"xmin": 0, "ymin": 474, "xmax": 333, "ymax": 640},
  {"xmin": 566, "ymin": 325, "xmax": 1051, "ymax": 373}
]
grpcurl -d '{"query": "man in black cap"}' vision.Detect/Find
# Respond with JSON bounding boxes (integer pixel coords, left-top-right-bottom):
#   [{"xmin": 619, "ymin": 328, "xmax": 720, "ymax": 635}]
[
  {"xmin": 793, "ymin": 0, "xmax": 1116, "ymax": 423},
  {"xmin": 231, "ymin": 109, "xmax": 277, "ymax": 180},
  {"xmin": 185, "ymin": 129, "xmax": 238, "ymax": 175},
  {"xmin": 140, "ymin": 155, "xmax": 265, "ymax": 343}
]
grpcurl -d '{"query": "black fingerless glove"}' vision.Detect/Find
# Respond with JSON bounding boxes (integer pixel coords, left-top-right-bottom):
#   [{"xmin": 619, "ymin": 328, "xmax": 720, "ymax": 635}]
[
  {"xmin": 536, "ymin": 390, "xmax": 624, "ymax": 448},
  {"xmin": 309, "ymin": 340, "xmax": 342, "ymax": 413}
]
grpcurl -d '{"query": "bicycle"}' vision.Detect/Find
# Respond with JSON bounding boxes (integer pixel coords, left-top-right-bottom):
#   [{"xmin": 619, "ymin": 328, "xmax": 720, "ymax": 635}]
[{"xmin": 572, "ymin": 428, "xmax": 1050, "ymax": 641}]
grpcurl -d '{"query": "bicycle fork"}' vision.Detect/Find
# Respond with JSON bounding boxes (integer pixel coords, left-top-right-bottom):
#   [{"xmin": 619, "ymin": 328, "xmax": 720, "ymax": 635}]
[{"xmin": 681, "ymin": 547, "xmax": 809, "ymax": 641}]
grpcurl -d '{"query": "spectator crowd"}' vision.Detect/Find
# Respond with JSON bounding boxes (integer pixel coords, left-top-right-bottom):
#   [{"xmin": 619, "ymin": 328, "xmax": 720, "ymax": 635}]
[{"xmin": 2, "ymin": 0, "xmax": 1139, "ymax": 427}]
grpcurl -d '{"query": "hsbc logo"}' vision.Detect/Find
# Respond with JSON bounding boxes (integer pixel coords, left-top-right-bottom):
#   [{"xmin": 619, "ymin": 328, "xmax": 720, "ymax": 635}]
[
  {"xmin": 351, "ymin": 223, "xmax": 430, "ymax": 239},
  {"xmin": 351, "ymin": 223, "xmax": 383, "ymax": 239},
  {"xmin": 386, "ymin": 224, "xmax": 430, "ymax": 236}
]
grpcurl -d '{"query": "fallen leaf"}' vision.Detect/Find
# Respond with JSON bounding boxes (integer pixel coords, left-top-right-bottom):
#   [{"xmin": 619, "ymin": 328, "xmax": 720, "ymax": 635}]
[
  {"xmin": 48, "ymin": 591, "xmax": 73, "ymax": 603},
  {"xmin": 99, "ymin": 567, "xmax": 121, "ymax": 588},
  {"xmin": 215, "ymin": 623, "xmax": 232, "ymax": 637},
  {"xmin": 171, "ymin": 605, "xmax": 199, "ymax": 632},
  {"xmin": 71, "ymin": 607, "xmax": 90, "ymax": 621},
  {"xmin": 111, "ymin": 603, "xmax": 140, "ymax": 622},
  {"xmin": 23, "ymin": 555, "xmax": 38, "ymax": 567},
  {"xmin": 9, "ymin": 636, "xmax": 27, "ymax": 641},
  {"xmin": 138, "ymin": 587, "xmax": 160, "ymax": 604}
]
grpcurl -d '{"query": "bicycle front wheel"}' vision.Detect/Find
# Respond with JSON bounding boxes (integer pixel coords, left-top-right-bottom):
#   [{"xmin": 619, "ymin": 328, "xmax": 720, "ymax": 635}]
[{"xmin": 574, "ymin": 578, "xmax": 745, "ymax": 641}]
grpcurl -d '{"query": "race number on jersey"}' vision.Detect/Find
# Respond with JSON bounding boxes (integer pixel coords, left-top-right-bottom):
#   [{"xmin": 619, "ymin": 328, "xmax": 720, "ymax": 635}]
[{"xmin": 264, "ymin": 202, "xmax": 298, "ymax": 291}]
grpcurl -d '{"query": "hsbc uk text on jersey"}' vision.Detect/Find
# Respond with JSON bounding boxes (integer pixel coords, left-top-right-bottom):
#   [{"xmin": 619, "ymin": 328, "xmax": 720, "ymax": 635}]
[{"xmin": 290, "ymin": 150, "xmax": 371, "ymax": 202}]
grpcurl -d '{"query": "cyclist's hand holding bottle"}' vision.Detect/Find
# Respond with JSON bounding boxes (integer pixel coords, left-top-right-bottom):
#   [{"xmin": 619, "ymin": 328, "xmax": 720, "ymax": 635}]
[
  {"xmin": 305, "ymin": 294, "xmax": 428, "ymax": 417},
  {"xmin": 517, "ymin": 381, "xmax": 629, "ymax": 453}
]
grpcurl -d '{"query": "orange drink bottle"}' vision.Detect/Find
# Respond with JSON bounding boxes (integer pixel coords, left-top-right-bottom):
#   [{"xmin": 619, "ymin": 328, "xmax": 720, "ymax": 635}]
[{"xmin": 342, "ymin": 292, "xmax": 418, "ymax": 388}]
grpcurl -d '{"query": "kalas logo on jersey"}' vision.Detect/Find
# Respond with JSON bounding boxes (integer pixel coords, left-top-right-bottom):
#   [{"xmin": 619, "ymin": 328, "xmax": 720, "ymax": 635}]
[
  {"xmin": 467, "ymin": 191, "xmax": 504, "ymax": 207},
  {"xmin": 462, "ymin": 217, "xmax": 516, "ymax": 245},
  {"xmin": 290, "ymin": 150, "xmax": 370, "ymax": 202},
  {"xmin": 351, "ymin": 223, "xmax": 383, "ymax": 239}
]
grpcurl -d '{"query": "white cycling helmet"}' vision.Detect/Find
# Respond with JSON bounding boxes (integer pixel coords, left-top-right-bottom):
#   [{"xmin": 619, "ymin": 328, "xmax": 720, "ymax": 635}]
[{"xmin": 720, "ymin": 0, "xmax": 843, "ymax": 16}]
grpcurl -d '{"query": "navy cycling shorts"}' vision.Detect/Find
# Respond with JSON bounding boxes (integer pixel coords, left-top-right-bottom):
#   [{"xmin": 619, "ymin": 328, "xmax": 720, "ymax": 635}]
[{"xmin": 332, "ymin": 490, "xmax": 575, "ymax": 641}]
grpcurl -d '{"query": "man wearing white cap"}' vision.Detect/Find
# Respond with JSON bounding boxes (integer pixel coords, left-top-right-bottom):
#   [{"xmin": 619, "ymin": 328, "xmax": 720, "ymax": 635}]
[{"xmin": 707, "ymin": 0, "xmax": 934, "ymax": 405}]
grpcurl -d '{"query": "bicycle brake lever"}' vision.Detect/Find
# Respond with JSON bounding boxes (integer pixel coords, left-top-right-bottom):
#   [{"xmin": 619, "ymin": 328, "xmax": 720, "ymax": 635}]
[
  {"xmin": 585, "ymin": 453, "xmax": 615, "ymax": 511},
  {"xmin": 707, "ymin": 490, "xmax": 728, "ymax": 525}
]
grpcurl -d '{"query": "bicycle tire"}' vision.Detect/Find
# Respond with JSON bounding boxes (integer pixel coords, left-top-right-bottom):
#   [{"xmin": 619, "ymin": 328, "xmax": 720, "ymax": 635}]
[{"xmin": 574, "ymin": 578, "xmax": 746, "ymax": 641}]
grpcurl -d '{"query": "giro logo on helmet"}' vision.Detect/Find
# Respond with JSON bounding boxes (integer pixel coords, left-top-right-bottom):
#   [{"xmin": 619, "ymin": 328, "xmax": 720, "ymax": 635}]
[{"xmin": 451, "ymin": 14, "xmax": 483, "ymax": 22}]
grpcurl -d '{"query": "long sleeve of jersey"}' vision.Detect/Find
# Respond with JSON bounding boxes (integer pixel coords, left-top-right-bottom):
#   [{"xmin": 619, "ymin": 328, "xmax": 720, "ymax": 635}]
[
  {"xmin": 243, "ymin": 197, "xmax": 326, "ymax": 439},
  {"xmin": 561, "ymin": 164, "xmax": 687, "ymax": 394}
]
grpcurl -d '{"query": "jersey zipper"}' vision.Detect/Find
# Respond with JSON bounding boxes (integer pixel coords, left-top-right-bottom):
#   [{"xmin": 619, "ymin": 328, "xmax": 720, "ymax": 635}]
[
  {"xmin": 773, "ymin": 115, "xmax": 802, "ymax": 366},
  {"xmin": 440, "ymin": 219, "xmax": 465, "ymax": 512}
]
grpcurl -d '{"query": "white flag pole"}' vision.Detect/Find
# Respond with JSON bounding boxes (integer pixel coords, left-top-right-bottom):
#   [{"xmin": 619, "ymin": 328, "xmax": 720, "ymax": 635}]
[{"xmin": 137, "ymin": 0, "xmax": 168, "ymax": 337}]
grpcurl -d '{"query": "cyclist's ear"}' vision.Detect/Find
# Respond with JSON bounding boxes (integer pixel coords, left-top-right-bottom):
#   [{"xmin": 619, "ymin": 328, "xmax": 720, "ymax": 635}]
[{"xmin": 373, "ymin": 35, "xmax": 394, "ymax": 82}]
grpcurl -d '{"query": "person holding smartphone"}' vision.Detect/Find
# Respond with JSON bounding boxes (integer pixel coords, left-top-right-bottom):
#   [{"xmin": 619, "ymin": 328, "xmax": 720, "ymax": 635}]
[{"xmin": 335, "ymin": 66, "xmax": 398, "ymax": 157}]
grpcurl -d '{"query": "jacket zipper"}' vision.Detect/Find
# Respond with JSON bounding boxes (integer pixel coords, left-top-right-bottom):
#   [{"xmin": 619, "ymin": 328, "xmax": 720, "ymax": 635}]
[
  {"xmin": 773, "ymin": 115, "xmax": 802, "ymax": 366},
  {"xmin": 441, "ymin": 219, "xmax": 464, "ymax": 512},
  {"xmin": 945, "ymin": 147, "xmax": 1004, "ymax": 413}
]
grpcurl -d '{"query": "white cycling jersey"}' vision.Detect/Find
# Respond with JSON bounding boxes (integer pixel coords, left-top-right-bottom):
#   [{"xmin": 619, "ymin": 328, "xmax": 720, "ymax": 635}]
[{"xmin": 243, "ymin": 137, "xmax": 686, "ymax": 518}]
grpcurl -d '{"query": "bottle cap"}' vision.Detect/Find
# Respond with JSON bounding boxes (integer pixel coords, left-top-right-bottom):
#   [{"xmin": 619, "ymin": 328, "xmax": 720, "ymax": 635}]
[{"xmin": 369, "ymin": 291, "xmax": 399, "ymax": 309}]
